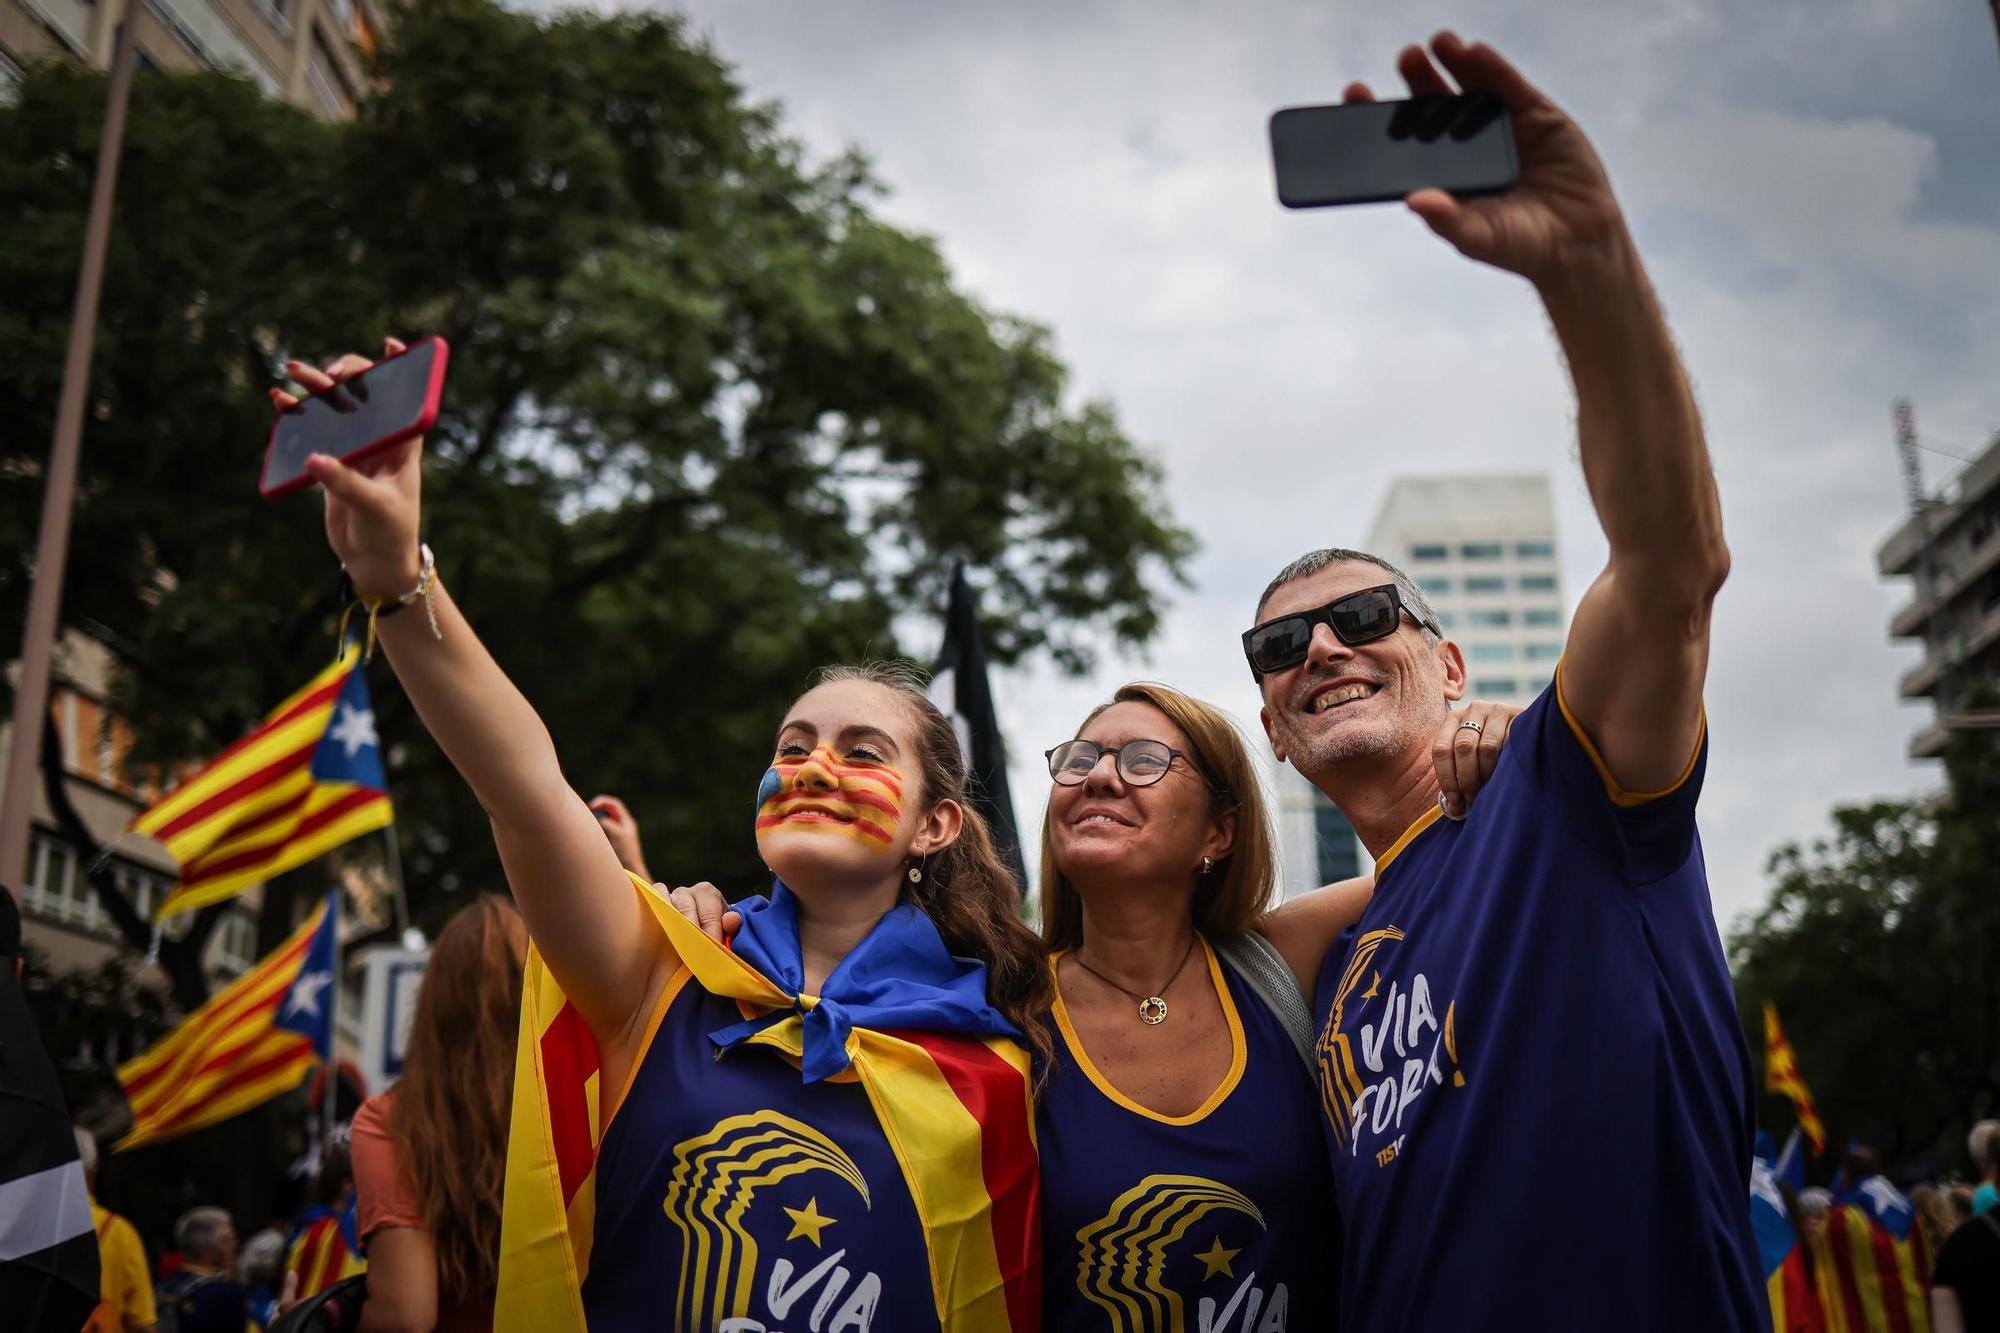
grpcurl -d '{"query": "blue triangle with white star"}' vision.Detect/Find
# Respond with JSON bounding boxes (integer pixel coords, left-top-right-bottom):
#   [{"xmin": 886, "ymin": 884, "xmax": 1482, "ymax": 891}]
[
  {"xmin": 311, "ymin": 662, "xmax": 386, "ymax": 789},
  {"xmin": 274, "ymin": 892, "xmax": 340, "ymax": 1060}
]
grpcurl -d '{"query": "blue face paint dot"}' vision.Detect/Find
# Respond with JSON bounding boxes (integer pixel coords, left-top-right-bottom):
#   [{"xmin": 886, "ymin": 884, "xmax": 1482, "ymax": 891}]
[{"xmin": 756, "ymin": 766, "xmax": 783, "ymax": 814}]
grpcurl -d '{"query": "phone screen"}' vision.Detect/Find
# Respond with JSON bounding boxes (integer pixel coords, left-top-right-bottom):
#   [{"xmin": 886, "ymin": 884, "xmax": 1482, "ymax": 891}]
[
  {"xmin": 262, "ymin": 339, "xmax": 442, "ymax": 494},
  {"xmin": 1269, "ymin": 94, "xmax": 1515, "ymax": 209}
]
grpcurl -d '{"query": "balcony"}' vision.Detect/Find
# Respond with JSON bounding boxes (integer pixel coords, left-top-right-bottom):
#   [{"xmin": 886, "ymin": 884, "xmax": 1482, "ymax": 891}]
[
  {"xmin": 1896, "ymin": 601, "xmax": 2000, "ymax": 699},
  {"xmin": 1886, "ymin": 519, "xmax": 2000, "ymax": 639}
]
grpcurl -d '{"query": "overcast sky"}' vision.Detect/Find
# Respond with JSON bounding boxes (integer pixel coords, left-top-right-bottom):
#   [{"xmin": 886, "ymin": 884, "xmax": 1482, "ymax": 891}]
[{"xmin": 611, "ymin": 0, "xmax": 2000, "ymax": 933}]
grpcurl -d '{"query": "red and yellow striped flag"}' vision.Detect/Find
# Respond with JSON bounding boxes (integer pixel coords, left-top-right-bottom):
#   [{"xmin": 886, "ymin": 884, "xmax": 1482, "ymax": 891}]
[
  {"xmin": 1764, "ymin": 1003, "xmax": 1826, "ymax": 1155},
  {"xmin": 1815, "ymin": 1198, "xmax": 1931, "ymax": 1333},
  {"xmin": 495, "ymin": 873, "xmax": 1040, "ymax": 1332},
  {"xmin": 285, "ymin": 1204, "xmax": 366, "ymax": 1300},
  {"xmin": 130, "ymin": 647, "xmax": 392, "ymax": 920},
  {"xmin": 114, "ymin": 897, "xmax": 336, "ymax": 1151}
]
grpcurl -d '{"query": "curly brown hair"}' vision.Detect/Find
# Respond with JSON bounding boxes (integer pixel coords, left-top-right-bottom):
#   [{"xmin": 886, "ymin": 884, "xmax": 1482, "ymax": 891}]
[{"xmin": 812, "ymin": 663, "xmax": 1056, "ymax": 1068}]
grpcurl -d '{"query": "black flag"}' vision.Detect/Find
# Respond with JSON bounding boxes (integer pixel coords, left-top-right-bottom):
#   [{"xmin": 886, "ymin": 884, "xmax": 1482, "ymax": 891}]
[
  {"xmin": 0, "ymin": 888, "xmax": 101, "ymax": 1332},
  {"xmin": 933, "ymin": 564, "xmax": 1027, "ymax": 895}
]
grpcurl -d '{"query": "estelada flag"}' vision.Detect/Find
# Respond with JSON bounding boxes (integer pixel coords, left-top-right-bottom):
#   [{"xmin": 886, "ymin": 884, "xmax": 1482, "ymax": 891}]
[
  {"xmin": 1815, "ymin": 1175, "xmax": 1931, "ymax": 1333},
  {"xmin": 130, "ymin": 647, "xmax": 392, "ymax": 920},
  {"xmin": 1764, "ymin": 1003, "xmax": 1827, "ymax": 1155},
  {"xmin": 285, "ymin": 1198, "xmax": 366, "ymax": 1300},
  {"xmin": 115, "ymin": 893, "xmax": 339, "ymax": 1151},
  {"xmin": 1752, "ymin": 1140, "xmax": 1824, "ymax": 1333},
  {"xmin": 496, "ymin": 872, "xmax": 1039, "ymax": 1331}
]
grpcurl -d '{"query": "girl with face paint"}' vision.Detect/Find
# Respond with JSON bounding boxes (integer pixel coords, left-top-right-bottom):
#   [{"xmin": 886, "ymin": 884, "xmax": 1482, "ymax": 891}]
[{"xmin": 283, "ymin": 346, "xmax": 1048, "ymax": 1330}]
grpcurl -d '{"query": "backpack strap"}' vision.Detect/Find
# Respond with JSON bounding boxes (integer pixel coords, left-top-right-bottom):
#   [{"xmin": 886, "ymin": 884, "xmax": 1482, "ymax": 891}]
[{"xmin": 1211, "ymin": 931, "xmax": 1317, "ymax": 1072}]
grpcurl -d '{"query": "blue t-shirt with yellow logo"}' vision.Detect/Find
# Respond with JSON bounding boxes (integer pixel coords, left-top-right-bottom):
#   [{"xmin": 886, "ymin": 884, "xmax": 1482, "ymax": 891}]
[
  {"xmin": 1039, "ymin": 940, "xmax": 1337, "ymax": 1332},
  {"xmin": 1312, "ymin": 675, "xmax": 1762, "ymax": 1330},
  {"xmin": 585, "ymin": 977, "xmax": 941, "ymax": 1333}
]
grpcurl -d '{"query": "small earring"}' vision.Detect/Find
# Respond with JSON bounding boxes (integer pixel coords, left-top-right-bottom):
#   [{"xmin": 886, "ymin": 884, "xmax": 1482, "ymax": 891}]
[
  {"xmin": 907, "ymin": 864, "xmax": 923, "ymax": 884},
  {"xmin": 1200, "ymin": 855, "xmax": 1213, "ymax": 876}
]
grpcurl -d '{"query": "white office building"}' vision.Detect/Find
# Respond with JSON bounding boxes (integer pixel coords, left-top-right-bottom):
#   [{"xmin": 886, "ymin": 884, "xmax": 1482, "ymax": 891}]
[{"xmin": 1272, "ymin": 473, "xmax": 1567, "ymax": 898}]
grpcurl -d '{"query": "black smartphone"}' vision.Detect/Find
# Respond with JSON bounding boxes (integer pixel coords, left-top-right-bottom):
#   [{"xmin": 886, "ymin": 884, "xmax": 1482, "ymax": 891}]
[
  {"xmin": 1269, "ymin": 94, "xmax": 1517, "ymax": 209},
  {"xmin": 259, "ymin": 337, "xmax": 450, "ymax": 499}
]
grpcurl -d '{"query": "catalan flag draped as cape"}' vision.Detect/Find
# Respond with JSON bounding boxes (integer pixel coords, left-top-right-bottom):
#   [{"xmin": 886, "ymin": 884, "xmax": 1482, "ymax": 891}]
[
  {"xmin": 1765, "ymin": 1003, "xmax": 1827, "ymax": 1155},
  {"xmin": 130, "ymin": 648, "xmax": 392, "ymax": 920},
  {"xmin": 115, "ymin": 894, "xmax": 338, "ymax": 1151},
  {"xmin": 1815, "ymin": 1176, "xmax": 1930, "ymax": 1333},
  {"xmin": 496, "ymin": 873, "xmax": 1040, "ymax": 1331}
]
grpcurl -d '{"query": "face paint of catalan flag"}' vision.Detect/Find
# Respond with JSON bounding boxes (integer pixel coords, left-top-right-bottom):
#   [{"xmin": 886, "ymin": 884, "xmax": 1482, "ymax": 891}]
[{"xmin": 753, "ymin": 743, "xmax": 905, "ymax": 853}]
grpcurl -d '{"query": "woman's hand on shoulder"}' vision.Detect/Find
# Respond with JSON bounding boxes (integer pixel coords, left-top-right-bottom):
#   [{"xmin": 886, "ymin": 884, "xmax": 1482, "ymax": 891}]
[
  {"xmin": 273, "ymin": 336, "xmax": 423, "ymax": 600},
  {"xmin": 1434, "ymin": 698, "xmax": 1524, "ymax": 819},
  {"xmin": 660, "ymin": 880, "xmax": 740, "ymax": 945}
]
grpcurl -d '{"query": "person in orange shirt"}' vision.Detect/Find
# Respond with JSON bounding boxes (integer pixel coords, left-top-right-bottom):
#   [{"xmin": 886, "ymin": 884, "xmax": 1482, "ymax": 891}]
[{"xmin": 75, "ymin": 1127, "xmax": 157, "ymax": 1333}]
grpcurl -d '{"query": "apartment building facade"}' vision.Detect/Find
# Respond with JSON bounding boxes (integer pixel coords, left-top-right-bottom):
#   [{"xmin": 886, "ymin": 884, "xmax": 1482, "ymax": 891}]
[{"xmin": 1877, "ymin": 430, "xmax": 2000, "ymax": 759}]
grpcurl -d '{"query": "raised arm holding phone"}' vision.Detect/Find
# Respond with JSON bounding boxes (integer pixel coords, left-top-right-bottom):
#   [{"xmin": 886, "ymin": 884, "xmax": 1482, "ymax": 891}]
[{"xmin": 1246, "ymin": 33, "xmax": 1760, "ymax": 1331}]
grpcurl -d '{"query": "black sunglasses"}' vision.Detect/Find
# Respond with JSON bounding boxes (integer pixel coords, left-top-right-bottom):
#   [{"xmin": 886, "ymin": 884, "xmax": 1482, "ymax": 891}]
[
  {"xmin": 1241, "ymin": 583, "xmax": 1441, "ymax": 676},
  {"xmin": 1045, "ymin": 738, "xmax": 1186, "ymax": 787}
]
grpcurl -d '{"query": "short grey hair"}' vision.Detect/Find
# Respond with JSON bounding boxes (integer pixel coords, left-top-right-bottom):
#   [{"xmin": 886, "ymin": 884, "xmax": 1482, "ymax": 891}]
[
  {"xmin": 1249, "ymin": 547, "xmax": 1444, "ymax": 679},
  {"xmin": 1795, "ymin": 1187, "xmax": 1833, "ymax": 1219},
  {"xmin": 175, "ymin": 1206, "xmax": 233, "ymax": 1260},
  {"xmin": 1970, "ymin": 1119, "xmax": 2000, "ymax": 1171}
]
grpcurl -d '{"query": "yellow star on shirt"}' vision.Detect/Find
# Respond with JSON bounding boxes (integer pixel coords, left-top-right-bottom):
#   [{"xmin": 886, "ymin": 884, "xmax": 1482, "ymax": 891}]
[
  {"xmin": 784, "ymin": 1197, "xmax": 837, "ymax": 1247},
  {"xmin": 1195, "ymin": 1235, "xmax": 1239, "ymax": 1280}
]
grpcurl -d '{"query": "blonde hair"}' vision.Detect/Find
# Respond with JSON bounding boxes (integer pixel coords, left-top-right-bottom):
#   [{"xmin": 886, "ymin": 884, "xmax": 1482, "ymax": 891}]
[{"xmin": 1039, "ymin": 682, "xmax": 1277, "ymax": 951}]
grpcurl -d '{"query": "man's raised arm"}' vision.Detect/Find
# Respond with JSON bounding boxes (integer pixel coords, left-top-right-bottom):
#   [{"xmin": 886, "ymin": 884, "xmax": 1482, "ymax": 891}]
[{"xmin": 1382, "ymin": 33, "xmax": 1725, "ymax": 794}]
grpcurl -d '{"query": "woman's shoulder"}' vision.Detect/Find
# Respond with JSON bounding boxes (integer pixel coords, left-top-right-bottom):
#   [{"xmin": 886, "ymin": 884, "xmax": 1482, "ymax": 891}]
[{"xmin": 351, "ymin": 1090, "xmax": 397, "ymax": 1143}]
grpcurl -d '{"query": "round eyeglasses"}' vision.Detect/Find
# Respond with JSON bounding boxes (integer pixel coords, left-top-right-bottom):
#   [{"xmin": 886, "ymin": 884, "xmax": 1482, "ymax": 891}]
[{"xmin": 1045, "ymin": 738, "xmax": 1185, "ymax": 787}]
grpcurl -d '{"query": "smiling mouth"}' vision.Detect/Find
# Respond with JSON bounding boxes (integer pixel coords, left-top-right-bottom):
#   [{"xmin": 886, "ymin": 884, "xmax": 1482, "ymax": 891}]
[{"xmin": 1308, "ymin": 683, "xmax": 1379, "ymax": 714}]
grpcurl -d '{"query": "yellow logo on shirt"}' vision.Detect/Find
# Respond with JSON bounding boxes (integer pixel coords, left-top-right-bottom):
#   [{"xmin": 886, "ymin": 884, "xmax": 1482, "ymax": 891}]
[
  {"xmin": 1317, "ymin": 927, "xmax": 1469, "ymax": 1169},
  {"xmin": 659, "ymin": 1111, "xmax": 876, "ymax": 1329},
  {"xmin": 1075, "ymin": 1174, "xmax": 1286, "ymax": 1332}
]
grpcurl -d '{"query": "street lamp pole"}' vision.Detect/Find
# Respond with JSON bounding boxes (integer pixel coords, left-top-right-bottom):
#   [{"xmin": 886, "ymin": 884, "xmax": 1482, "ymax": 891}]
[{"xmin": 0, "ymin": 9, "xmax": 142, "ymax": 898}]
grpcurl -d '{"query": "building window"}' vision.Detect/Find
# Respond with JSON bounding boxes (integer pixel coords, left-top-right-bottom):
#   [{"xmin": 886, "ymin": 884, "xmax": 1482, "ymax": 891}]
[
  {"xmin": 1526, "ymin": 677, "xmax": 1553, "ymax": 695},
  {"xmin": 24, "ymin": 833, "xmax": 95, "ymax": 928},
  {"xmin": 1525, "ymin": 642, "xmax": 1563, "ymax": 662},
  {"xmin": 1467, "ymin": 609, "xmax": 1511, "ymax": 628},
  {"xmin": 1420, "ymin": 577, "xmax": 1452, "ymax": 595},
  {"xmin": 1464, "ymin": 575, "xmax": 1506, "ymax": 594},
  {"xmin": 1461, "ymin": 542, "xmax": 1503, "ymax": 560},
  {"xmin": 1409, "ymin": 543, "xmax": 1449, "ymax": 562},
  {"xmin": 1469, "ymin": 643, "xmax": 1515, "ymax": 662},
  {"xmin": 1471, "ymin": 678, "xmax": 1517, "ymax": 696},
  {"xmin": 1523, "ymin": 607, "xmax": 1562, "ymax": 627},
  {"xmin": 1516, "ymin": 540, "xmax": 1555, "ymax": 559},
  {"xmin": 208, "ymin": 911, "xmax": 259, "ymax": 977},
  {"xmin": 1434, "ymin": 610, "xmax": 1457, "ymax": 629},
  {"xmin": 1518, "ymin": 574, "xmax": 1557, "ymax": 592}
]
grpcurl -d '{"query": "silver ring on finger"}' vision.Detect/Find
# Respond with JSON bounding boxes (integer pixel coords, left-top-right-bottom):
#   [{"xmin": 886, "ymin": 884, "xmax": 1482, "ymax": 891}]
[{"xmin": 1457, "ymin": 719, "xmax": 1483, "ymax": 734}]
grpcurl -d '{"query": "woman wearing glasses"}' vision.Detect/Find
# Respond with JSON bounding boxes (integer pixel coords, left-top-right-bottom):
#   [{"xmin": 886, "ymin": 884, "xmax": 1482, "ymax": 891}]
[{"xmin": 1034, "ymin": 681, "xmax": 1515, "ymax": 1327}]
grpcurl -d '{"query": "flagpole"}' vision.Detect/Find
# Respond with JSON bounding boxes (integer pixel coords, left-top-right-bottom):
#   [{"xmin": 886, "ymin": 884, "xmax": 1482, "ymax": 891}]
[
  {"xmin": 322, "ymin": 889, "xmax": 340, "ymax": 1150},
  {"xmin": 0, "ymin": 9, "xmax": 141, "ymax": 894},
  {"xmin": 382, "ymin": 821, "xmax": 410, "ymax": 936}
]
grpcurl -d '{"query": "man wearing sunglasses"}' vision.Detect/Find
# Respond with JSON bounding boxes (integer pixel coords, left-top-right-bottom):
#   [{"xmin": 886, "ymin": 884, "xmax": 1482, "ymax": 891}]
[{"xmin": 1243, "ymin": 32, "xmax": 1760, "ymax": 1333}]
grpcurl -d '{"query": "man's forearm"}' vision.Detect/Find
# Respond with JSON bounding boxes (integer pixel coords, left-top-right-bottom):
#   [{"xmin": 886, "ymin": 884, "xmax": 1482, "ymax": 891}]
[{"xmin": 1538, "ymin": 232, "xmax": 1728, "ymax": 599}]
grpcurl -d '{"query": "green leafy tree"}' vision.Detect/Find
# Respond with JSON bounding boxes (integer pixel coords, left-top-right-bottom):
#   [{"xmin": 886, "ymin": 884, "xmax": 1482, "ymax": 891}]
[
  {"xmin": 1, "ymin": 0, "xmax": 1193, "ymax": 986},
  {"xmin": 1731, "ymin": 729, "xmax": 2000, "ymax": 1170}
]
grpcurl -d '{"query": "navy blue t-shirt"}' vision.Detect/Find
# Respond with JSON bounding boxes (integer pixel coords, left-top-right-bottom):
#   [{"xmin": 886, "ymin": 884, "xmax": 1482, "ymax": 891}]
[
  {"xmin": 1311, "ymin": 674, "xmax": 1763, "ymax": 1330},
  {"xmin": 1038, "ymin": 940, "xmax": 1337, "ymax": 1332}
]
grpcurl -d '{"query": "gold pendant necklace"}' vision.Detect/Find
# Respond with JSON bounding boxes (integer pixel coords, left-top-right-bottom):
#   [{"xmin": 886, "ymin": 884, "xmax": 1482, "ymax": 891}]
[{"xmin": 1073, "ymin": 936, "xmax": 1198, "ymax": 1026}]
